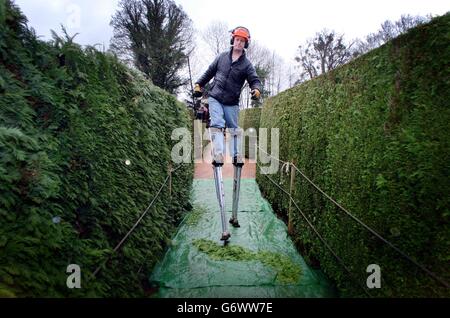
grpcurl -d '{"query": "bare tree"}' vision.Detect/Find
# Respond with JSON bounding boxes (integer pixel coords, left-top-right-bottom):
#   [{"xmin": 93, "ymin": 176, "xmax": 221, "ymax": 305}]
[
  {"xmin": 110, "ymin": 0, "xmax": 194, "ymax": 94},
  {"xmin": 246, "ymin": 40, "xmax": 272, "ymax": 69},
  {"xmin": 295, "ymin": 29, "xmax": 354, "ymax": 82},
  {"xmin": 268, "ymin": 51, "xmax": 285, "ymax": 95},
  {"xmin": 240, "ymin": 42, "xmax": 289, "ymax": 106},
  {"xmin": 242, "ymin": 40, "xmax": 273, "ymax": 107},
  {"xmin": 355, "ymin": 14, "xmax": 432, "ymax": 54},
  {"xmin": 202, "ymin": 21, "xmax": 230, "ymax": 57},
  {"xmin": 286, "ymin": 64, "xmax": 298, "ymax": 89}
]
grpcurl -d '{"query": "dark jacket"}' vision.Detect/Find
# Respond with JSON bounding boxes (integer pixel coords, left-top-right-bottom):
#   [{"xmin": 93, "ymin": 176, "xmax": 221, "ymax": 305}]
[{"xmin": 196, "ymin": 49, "xmax": 261, "ymax": 106}]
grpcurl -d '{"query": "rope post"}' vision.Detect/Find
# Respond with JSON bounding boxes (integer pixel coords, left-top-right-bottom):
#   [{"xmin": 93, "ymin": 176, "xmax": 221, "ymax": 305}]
[
  {"xmin": 288, "ymin": 161, "xmax": 296, "ymax": 235},
  {"xmin": 168, "ymin": 163, "xmax": 172, "ymax": 197}
]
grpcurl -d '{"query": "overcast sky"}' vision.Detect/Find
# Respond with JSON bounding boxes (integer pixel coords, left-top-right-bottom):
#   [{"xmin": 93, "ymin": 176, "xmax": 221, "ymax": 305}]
[{"xmin": 14, "ymin": 0, "xmax": 449, "ymax": 64}]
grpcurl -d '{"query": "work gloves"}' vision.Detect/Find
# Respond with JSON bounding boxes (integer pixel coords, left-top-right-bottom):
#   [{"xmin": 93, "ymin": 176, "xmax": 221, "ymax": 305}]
[
  {"xmin": 195, "ymin": 84, "xmax": 260, "ymax": 100},
  {"xmin": 251, "ymin": 88, "xmax": 261, "ymax": 100},
  {"xmin": 193, "ymin": 83, "xmax": 203, "ymax": 97}
]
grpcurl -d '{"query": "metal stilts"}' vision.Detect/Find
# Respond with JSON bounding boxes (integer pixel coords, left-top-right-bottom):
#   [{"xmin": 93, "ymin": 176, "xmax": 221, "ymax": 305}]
[{"xmin": 209, "ymin": 128, "xmax": 230, "ymax": 241}]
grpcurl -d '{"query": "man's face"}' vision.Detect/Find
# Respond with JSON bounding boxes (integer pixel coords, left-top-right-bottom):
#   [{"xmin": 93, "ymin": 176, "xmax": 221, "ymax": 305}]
[{"xmin": 233, "ymin": 36, "xmax": 246, "ymax": 50}]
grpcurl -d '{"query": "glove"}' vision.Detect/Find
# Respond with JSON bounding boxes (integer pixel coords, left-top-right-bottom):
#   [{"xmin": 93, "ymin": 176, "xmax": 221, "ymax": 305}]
[
  {"xmin": 251, "ymin": 88, "xmax": 261, "ymax": 100},
  {"xmin": 193, "ymin": 84, "xmax": 202, "ymax": 97}
]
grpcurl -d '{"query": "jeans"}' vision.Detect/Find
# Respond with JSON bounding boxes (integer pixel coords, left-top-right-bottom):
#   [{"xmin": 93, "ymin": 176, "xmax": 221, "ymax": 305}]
[{"xmin": 208, "ymin": 97, "xmax": 242, "ymax": 158}]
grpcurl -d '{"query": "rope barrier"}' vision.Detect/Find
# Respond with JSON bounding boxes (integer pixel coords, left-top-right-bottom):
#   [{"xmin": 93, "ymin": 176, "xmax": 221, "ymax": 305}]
[
  {"xmin": 257, "ymin": 163, "xmax": 372, "ymax": 297},
  {"xmin": 92, "ymin": 164, "xmax": 184, "ymax": 277},
  {"xmin": 256, "ymin": 145, "xmax": 449, "ymax": 288}
]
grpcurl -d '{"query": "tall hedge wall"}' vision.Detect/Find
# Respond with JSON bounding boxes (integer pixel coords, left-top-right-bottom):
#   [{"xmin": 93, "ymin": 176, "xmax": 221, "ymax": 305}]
[
  {"xmin": 257, "ymin": 13, "xmax": 449, "ymax": 297},
  {"xmin": 0, "ymin": 1, "xmax": 193, "ymax": 297},
  {"xmin": 238, "ymin": 107, "xmax": 261, "ymax": 158}
]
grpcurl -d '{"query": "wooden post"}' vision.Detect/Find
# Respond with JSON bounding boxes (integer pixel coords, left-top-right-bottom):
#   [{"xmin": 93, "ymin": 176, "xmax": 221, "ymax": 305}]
[
  {"xmin": 288, "ymin": 161, "xmax": 296, "ymax": 235},
  {"xmin": 168, "ymin": 163, "xmax": 172, "ymax": 197}
]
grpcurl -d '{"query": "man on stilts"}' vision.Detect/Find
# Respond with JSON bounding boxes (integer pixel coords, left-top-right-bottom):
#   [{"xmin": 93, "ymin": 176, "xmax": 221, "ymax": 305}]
[{"xmin": 193, "ymin": 26, "xmax": 261, "ymax": 241}]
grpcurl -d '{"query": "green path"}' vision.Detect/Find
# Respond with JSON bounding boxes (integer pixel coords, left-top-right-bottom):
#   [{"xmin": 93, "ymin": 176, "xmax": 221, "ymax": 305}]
[{"xmin": 150, "ymin": 179, "xmax": 337, "ymax": 298}]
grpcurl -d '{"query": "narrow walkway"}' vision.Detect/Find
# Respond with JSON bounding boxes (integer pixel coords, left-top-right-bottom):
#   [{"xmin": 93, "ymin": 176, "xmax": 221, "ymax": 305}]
[{"xmin": 149, "ymin": 178, "xmax": 336, "ymax": 298}]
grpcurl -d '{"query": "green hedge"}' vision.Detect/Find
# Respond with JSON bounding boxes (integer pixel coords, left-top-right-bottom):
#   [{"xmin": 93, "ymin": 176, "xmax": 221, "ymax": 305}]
[
  {"xmin": 0, "ymin": 0, "xmax": 193, "ymax": 297},
  {"xmin": 257, "ymin": 13, "xmax": 450, "ymax": 297},
  {"xmin": 238, "ymin": 107, "xmax": 261, "ymax": 159}
]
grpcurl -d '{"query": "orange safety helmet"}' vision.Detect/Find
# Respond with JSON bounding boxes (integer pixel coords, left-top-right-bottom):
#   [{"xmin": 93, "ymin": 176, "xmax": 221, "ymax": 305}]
[{"xmin": 230, "ymin": 26, "xmax": 251, "ymax": 48}]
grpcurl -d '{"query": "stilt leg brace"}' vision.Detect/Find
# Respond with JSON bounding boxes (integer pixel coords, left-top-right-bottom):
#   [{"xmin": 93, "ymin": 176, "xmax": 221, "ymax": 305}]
[
  {"xmin": 228, "ymin": 128, "xmax": 244, "ymax": 164},
  {"xmin": 210, "ymin": 127, "xmax": 225, "ymax": 166}
]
